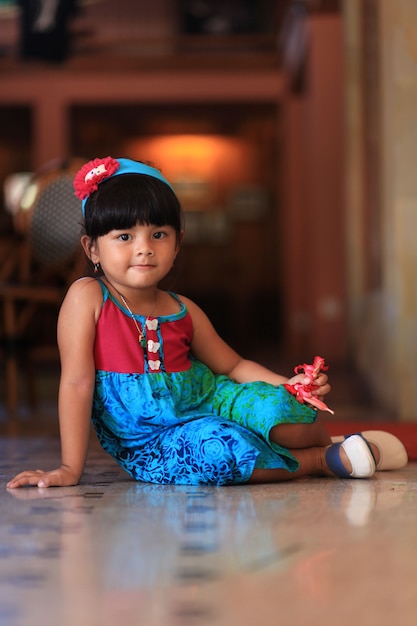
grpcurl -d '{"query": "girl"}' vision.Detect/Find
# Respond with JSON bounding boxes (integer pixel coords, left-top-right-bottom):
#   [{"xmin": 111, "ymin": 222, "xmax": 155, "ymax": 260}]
[{"xmin": 7, "ymin": 157, "xmax": 407, "ymax": 488}]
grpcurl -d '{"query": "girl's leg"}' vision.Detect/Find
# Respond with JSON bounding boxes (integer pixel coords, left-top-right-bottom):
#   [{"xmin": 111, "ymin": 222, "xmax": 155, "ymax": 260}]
[
  {"xmin": 269, "ymin": 419, "xmax": 332, "ymax": 449},
  {"xmin": 249, "ymin": 447, "xmax": 332, "ymax": 483},
  {"xmin": 248, "ymin": 446, "xmax": 334, "ymax": 483},
  {"xmin": 269, "ymin": 420, "xmax": 380, "ymax": 465},
  {"xmin": 247, "ymin": 421, "xmax": 381, "ymax": 483}
]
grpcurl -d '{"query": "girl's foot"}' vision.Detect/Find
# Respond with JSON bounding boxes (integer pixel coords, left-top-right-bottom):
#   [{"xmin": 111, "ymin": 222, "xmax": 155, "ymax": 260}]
[
  {"xmin": 331, "ymin": 431, "xmax": 408, "ymax": 471},
  {"xmin": 325, "ymin": 434, "xmax": 376, "ymax": 478}
]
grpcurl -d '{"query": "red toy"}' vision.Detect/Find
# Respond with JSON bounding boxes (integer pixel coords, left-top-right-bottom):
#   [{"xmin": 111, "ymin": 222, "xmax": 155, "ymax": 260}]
[{"xmin": 283, "ymin": 356, "xmax": 334, "ymax": 414}]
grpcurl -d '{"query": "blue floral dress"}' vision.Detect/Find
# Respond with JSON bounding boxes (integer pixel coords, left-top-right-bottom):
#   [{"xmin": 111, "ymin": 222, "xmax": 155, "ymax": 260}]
[{"xmin": 91, "ymin": 281, "xmax": 317, "ymax": 485}]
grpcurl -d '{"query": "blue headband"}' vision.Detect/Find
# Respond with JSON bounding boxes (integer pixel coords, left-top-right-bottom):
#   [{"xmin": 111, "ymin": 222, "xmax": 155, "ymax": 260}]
[{"xmin": 73, "ymin": 156, "xmax": 174, "ymax": 215}]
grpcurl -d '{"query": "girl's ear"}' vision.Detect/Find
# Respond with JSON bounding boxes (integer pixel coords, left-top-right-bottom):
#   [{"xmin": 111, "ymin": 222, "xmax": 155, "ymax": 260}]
[{"xmin": 81, "ymin": 235, "xmax": 99, "ymax": 264}]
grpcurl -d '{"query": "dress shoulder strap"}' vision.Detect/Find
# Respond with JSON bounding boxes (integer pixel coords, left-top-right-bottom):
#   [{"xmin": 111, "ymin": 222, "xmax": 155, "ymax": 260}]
[
  {"xmin": 96, "ymin": 278, "xmax": 110, "ymax": 303},
  {"xmin": 167, "ymin": 291, "xmax": 182, "ymax": 306}
]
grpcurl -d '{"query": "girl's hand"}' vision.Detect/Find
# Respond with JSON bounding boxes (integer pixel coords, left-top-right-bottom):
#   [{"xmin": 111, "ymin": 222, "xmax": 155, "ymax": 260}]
[
  {"xmin": 289, "ymin": 356, "xmax": 331, "ymax": 399},
  {"xmin": 286, "ymin": 371, "xmax": 333, "ymax": 413},
  {"xmin": 6, "ymin": 466, "xmax": 80, "ymax": 489},
  {"xmin": 314, "ymin": 372, "xmax": 331, "ymax": 398},
  {"xmin": 287, "ymin": 372, "xmax": 331, "ymax": 398}
]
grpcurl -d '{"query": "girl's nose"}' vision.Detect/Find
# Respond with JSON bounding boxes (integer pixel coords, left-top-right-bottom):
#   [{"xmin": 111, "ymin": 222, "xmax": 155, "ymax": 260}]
[{"xmin": 135, "ymin": 237, "xmax": 154, "ymax": 256}]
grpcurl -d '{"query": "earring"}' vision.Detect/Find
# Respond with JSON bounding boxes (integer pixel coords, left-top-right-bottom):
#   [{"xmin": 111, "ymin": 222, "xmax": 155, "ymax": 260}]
[{"xmin": 93, "ymin": 262, "xmax": 100, "ymax": 274}]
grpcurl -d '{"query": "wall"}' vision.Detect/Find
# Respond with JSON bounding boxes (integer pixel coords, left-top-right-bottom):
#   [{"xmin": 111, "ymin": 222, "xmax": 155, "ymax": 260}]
[
  {"xmin": 344, "ymin": 0, "xmax": 417, "ymax": 421},
  {"xmin": 280, "ymin": 13, "xmax": 347, "ymax": 364}
]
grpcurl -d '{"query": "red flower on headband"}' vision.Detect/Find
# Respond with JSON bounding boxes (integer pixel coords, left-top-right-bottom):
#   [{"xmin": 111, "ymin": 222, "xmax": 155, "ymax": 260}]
[{"xmin": 74, "ymin": 156, "xmax": 120, "ymax": 200}]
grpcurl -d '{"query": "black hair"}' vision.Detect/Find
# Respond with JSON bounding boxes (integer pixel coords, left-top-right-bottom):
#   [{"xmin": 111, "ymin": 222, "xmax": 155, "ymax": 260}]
[{"xmin": 83, "ymin": 173, "xmax": 183, "ymax": 242}]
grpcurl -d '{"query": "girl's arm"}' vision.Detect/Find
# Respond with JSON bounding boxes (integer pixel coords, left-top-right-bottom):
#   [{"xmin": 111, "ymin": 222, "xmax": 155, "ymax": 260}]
[
  {"xmin": 184, "ymin": 296, "xmax": 330, "ymax": 393},
  {"xmin": 7, "ymin": 279, "xmax": 100, "ymax": 489}
]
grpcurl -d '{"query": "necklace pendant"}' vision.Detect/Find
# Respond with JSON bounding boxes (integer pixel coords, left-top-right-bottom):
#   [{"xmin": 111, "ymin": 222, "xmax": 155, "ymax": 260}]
[{"xmin": 139, "ymin": 334, "xmax": 147, "ymax": 349}]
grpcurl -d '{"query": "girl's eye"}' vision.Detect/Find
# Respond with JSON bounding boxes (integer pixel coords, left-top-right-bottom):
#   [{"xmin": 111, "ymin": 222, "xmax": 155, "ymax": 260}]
[
  {"xmin": 152, "ymin": 231, "xmax": 165, "ymax": 240},
  {"xmin": 118, "ymin": 233, "xmax": 132, "ymax": 241}
]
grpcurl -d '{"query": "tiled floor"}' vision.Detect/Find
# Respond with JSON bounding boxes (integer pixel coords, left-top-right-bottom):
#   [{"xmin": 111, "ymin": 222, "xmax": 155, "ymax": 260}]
[
  {"xmin": 0, "ymin": 434, "xmax": 416, "ymax": 626},
  {"xmin": 1, "ymin": 359, "xmax": 416, "ymax": 626}
]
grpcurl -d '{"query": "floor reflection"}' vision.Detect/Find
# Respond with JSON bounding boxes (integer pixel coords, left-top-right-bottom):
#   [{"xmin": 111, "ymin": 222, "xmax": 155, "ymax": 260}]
[{"xmin": 1, "ymin": 437, "xmax": 416, "ymax": 626}]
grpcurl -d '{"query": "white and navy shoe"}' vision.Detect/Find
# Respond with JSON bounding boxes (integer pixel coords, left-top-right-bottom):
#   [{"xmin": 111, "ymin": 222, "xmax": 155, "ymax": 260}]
[{"xmin": 325, "ymin": 434, "xmax": 376, "ymax": 478}]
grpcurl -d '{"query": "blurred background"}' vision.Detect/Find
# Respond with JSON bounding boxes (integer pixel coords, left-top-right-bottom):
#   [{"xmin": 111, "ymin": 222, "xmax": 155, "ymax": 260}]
[{"xmin": 0, "ymin": 0, "xmax": 416, "ymax": 424}]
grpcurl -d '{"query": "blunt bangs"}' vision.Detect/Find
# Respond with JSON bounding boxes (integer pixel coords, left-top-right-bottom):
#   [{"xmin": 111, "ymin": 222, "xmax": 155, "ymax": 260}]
[{"xmin": 83, "ymin": 174, "xmax": 182, "ymax": 239}]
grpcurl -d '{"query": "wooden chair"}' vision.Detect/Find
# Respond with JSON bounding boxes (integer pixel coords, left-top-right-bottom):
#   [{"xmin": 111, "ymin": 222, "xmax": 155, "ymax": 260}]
[{"xmin": 0, "ymin": 159, "xmax": 86, "ymax": 414}]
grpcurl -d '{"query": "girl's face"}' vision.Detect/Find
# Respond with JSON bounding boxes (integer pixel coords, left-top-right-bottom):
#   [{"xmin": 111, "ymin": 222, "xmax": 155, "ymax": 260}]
[{"xmin": 83, "ymin": 222, "xmax": 182, "ymax": 294}]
